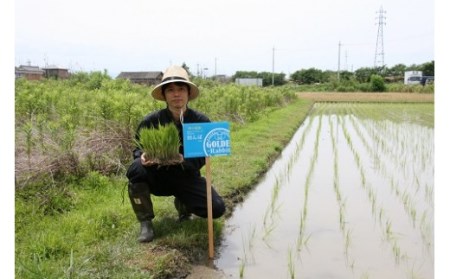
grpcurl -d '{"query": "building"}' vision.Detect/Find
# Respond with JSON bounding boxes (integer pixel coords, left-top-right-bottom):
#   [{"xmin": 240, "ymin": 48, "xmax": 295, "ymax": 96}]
[
  {"xmin": 235, "ymin": 78, "xmax": 263, "ymax": 87},
  {"xmin": 15, "ymin": 65, "xmax": 45, "ymax": 80},
  {"xmin": 116, "ymin": 71, "xmax": 163, "ymax": 86},
  {"xmin": 212, "ymin": 75, "xmax": 232, "ymax": 83},
  {"xmin": 43, "ymin": 66, "xmax": 70, "ymax": 80}
]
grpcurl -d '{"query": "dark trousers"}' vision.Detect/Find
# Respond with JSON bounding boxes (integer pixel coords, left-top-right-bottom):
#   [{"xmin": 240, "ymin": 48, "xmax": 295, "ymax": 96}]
[{"xmin": 126, "ymin": 158, "xmax": 226, "ymax": 220}]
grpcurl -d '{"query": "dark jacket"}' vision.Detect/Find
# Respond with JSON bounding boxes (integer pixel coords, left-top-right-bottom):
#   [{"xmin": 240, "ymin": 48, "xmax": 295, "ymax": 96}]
[{"xmin": 133, "ymin": 107, "xmax": 210, "ymax": 174}]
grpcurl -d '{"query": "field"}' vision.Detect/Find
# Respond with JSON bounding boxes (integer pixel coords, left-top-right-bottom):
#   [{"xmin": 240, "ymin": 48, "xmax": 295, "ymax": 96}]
[
  {"xmin": 216, "ymin": 102, "xmax": 434, "ymax": 279},
  {"xmin": 14, "ymin": 75, "xmax": 434, "ymax": 278},
  {"xmin": 298, "ymin": 92, "xmax": 434, "ymax": 103}
]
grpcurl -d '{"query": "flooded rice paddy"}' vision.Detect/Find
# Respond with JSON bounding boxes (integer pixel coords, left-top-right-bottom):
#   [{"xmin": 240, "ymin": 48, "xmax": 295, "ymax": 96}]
[{"xmin": 215, "ymin": 103, "xmax": 434, "ymax": 279}]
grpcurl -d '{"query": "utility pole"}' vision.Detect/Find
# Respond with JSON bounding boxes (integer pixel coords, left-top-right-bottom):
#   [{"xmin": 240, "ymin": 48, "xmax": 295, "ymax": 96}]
[
  {"xmin": 337, "ymin": 41, "xmax": 341, "ymax": 82},
  {"xmin": 214, "ymin": 57, "xmax": 217, "ymax": 78},
  {"xmin": 43, "ymin": 53, "xmax": 48, "ymax": 67},
  {"xmin": 345, "ymin": 50, "xmax": 348, "ymax": 71},
  {"xmin": 272, "ymin": 46, "xmax": 275, "ymax": 86},
  {"xmin": 374, "ymin": 6, "xmax": 386, "ymax": 69}
]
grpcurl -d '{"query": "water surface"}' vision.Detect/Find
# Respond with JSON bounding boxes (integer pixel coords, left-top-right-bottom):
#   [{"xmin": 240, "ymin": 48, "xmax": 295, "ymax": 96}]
[{"xmin": 215, "ymin": 103, "xmax": 434, "ymax": 279}]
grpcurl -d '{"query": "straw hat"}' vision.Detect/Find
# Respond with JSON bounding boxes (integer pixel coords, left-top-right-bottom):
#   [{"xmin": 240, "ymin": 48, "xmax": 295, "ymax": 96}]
[{"xmin": 151, "ymin": 65, "xmax": 199, "ymax": 101}]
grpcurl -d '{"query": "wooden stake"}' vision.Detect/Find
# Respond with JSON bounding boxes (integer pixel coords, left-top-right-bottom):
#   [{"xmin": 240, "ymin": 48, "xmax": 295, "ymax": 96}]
[{"xmin": 205, "ymin": 157, "xmax": 214, "ymax": 258}]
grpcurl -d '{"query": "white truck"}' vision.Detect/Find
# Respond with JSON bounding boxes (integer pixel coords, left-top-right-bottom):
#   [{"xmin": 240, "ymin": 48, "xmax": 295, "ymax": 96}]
[{"xmin": 404, "ymin": 71, "xmax": 423, "ymax": 85}]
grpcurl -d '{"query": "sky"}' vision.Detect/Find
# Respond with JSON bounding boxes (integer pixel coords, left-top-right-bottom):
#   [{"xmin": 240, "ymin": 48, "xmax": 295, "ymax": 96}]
[{"xmin": 14, "ymin": 0, "xmax": 435, "ymax": 77}]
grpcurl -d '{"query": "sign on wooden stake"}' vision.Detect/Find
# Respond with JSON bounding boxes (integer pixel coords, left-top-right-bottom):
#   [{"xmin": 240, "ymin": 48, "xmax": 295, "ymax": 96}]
[{"xmin": 183, "ymin": 122, "xmax": 231, "ymax": 258}]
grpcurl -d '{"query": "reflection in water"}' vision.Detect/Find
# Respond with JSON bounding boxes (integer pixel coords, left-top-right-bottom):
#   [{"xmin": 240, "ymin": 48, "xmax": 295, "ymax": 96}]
[{"xmin": 215, "ymin": 103, "xmax": 434, "ymax": 279}]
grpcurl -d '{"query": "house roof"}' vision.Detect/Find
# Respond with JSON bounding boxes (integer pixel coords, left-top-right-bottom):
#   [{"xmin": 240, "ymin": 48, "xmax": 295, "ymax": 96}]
[
  {"xmin": 16, "ymin": 65, "xmax": 45, "ymax": 74},
  {"xmin": 42, "ymin": 66, "xmax": 68, "ymax": 70},
  {"xmin": 116, "ymin": 71, "xmax": 163, "ymax": 79}
]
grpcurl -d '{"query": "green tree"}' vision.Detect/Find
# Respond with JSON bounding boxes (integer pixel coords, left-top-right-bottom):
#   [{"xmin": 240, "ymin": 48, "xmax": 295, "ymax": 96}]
[
  {"xmin": 339, "ymin": 70, "xmax": 354, "ymax": 81},
  {"xmin": 258, "ymin": 72, "xmax": 286, "ymax": 86},
  {"xmin": 420, "ymin": 60, "xmax": 434, "ymax": 76},
  {"xmin": 406, "ymin": 64, "xmax": 421, "ymax": 71},
  {"xmin": 386, "ymin": 64, "xmax": 407, "ymax": 77},
  {"xmin": 233, "ymin": 71, "xmax": 259, "ymax": 80},
  {"xmin": 370, "ymin": 74, "xmax": 386, "ymax": 92},
  {"xmin": 181, "ymin": 62, "xmax": 192, "ymax": 76},
  {"xmin": 354, "ymin": 67, "xmax": 378, "ymax": 83},
  {"xmin": 322, "ymin": 70, "xmax": 335, "ymax": 83},
  {"xmin": 290, "ymin": 68, "xmax": 324, "ymax": 84}
]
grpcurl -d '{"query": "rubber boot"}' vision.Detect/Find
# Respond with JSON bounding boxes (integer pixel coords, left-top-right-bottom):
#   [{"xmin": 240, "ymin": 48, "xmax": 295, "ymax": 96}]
[
  {"xmin": 174, "ymin": 197, "xmax": 193, "ymax": 222},
  {"xmin": 129, "ymin": 184, "xmax": 155, "ymax": 242},
  {"xmin": 137, "ymin": 220, "xmax": 154, "ymax": 243}
]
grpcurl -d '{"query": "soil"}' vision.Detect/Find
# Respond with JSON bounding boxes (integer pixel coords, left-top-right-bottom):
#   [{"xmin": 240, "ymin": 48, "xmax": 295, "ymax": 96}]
[{"xmin": 186, "ymin": 264, "xmax": 226, "ymax": 279}]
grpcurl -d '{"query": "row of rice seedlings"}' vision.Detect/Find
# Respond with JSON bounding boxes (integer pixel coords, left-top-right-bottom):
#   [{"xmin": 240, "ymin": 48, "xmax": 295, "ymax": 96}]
[
  {"xmin": 355, "ymin": 116, "xmax": 407, "ymax": 181},
  {"xmin": 284, "ymin": 116, "xmax": 315, "ymax": 179},
  {"xmin": 389, "ymin": 177, "xmax": 427, "ymax": 236},
  {"xmin": 419, "ymin": 210, "xmax": 434, "ymax": 249},
  {"xmin": 340, "ymin": 115, "xmax": 387, "ymax": 226},
  {"xmin": 351, "ymin": 117, "xmax": 389, "ymax": 177},
  {"xmin": 349, "ymin": 111, "xmax": 432, "ymax": 221},
  {"xmin": 310, "ymin": 104, "xmax": 431, "ymax": 276},
  {"xmin": 260, "ymin": 115, "xmax": 319, "ymax": 248},
  {"xmin": 367, "ymin": 187, "xmax": 378, "ymax": 218},
  {"xmin": 351, "ymin": 105, "xmax": 433, "ymax": 196},
  {"xmin": 261, "ymin": 116, "xmax": 317, "ymax": 243},
  {"xmin": 270, "ymin": 177, "xmax": 281, "ymax": 215},
  {"xmin": 329, "ymin": 116, "xmax": 345, "ymax": 228},
  {"xmin": 296, "ymin": 114, "xmax": 322, "ymax": 254},
  {"xmin": 335, "ymin": 103, "xmax": 434, "ymax": 279},
  {"xmin": 239, "ymin": 259, "xmax": 245, "ymax": 279},
  {"xmin": 349, "ymin": 105, "xmax": 406, "ymax": 174},
  {"xmin": 262, "ymin": 174, "xmax": 282, "ymax": 244},
  {"xmin": 330, "ymin": 115, "xmax": 356, "ymax": 268},
  {"xmin": 338, "ymin": 114, "xmax": 410, "ymax": 266},
  {"xmin": 237, "ymin": 225, "xmax": 257, "ymax": 278},
  {"xmin": 296, "ymin": 208, "xmax": 312, "ymax": 254},
  {"xmin": 424, "ymin": 183, "xmax": 434, "ymax": 206},
  {"xmin": 378, "ymin": 121, "xmax": 431, "ymax": 180},
  {"xmin": 348, "ymin": 112, "xmax": 433, "ymax": 249},
  {"xmin": 355, "ymin": 129, "xmax": 434, "ymax": 264},
  {"xmin": 287, "ymin": 246, "xmax": 296, "ymax": 279},
  {"xmin": 384, "ymin": 219, "xmax": 394, "ymax": 241}
]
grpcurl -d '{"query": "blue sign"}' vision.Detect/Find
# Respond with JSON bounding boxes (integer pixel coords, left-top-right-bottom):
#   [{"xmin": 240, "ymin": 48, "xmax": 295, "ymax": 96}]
[{"xmin": 182, "ymin": 122, "xmax": 231, "ymax": 158}]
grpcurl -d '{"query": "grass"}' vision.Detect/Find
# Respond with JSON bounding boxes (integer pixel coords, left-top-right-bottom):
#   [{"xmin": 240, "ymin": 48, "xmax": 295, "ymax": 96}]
[{"xmin": 212, "ymin": 98, "xmax": 314, "ymax": 207}]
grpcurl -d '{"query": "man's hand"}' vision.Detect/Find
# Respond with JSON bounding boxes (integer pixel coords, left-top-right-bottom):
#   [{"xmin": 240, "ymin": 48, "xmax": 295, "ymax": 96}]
[
  {"xmin": 141, "ymin": 153, "xmax": 158, "ymax": 166},
  {"xmin": 178, "ymin": 153, "xmax": 184, "ymax": 163}
]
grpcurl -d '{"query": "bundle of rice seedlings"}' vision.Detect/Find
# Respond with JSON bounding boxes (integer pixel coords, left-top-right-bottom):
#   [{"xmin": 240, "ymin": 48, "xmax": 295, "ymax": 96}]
[{"xmin": 136, "ymin": 123, "xmax": 182, "ymax": 165}]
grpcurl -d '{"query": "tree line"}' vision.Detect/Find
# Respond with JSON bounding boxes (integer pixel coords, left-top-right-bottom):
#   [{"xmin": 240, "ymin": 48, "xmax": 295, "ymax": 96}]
[{"xmin": 231, "ymin": 60, "xmax": 434, "ymax": 86}]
